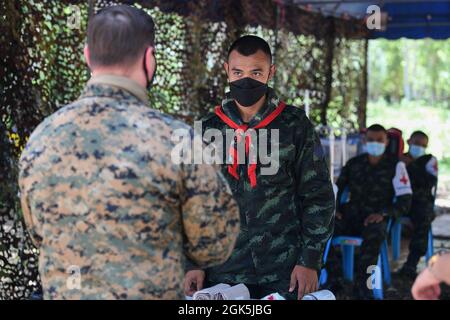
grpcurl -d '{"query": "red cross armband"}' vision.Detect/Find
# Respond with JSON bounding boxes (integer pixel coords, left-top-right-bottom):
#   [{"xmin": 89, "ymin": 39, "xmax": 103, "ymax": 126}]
[
  {"xmin": 426, "ymin": 156, "xmax": 438, "ymax": 177},
  {"xmin": 392, "ymin": 161, "xmax": 413, "ymax": 196}
]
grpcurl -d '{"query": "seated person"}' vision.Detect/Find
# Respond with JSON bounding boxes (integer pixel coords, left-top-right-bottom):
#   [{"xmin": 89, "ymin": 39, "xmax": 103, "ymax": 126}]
[
  {"xmin": 325, "ymin": 124, "xmax": 412, "ymax": 299},
  {"xmin": 397, "ymin": 131, "xmax": 438, "ymax": 279}
]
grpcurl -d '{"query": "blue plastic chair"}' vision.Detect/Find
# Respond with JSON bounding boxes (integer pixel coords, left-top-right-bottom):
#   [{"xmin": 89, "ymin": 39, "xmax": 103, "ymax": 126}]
[
  {"xmin": 320, "ymin": 235, "xmax": 390, "ymax": 300},
  {"xmin": 319, "ymin": 187, "xmax": 392, "ymax": 299}
]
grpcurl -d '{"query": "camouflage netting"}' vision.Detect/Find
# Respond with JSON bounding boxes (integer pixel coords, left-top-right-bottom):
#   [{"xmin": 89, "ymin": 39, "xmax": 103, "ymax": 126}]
[{"xmin": 0, "ymin": 0, "xmax": 368, "ymax": 299}]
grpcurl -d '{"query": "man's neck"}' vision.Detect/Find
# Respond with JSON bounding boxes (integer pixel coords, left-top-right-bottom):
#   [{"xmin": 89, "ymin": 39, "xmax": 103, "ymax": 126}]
[
  {"xmin": 368, "ymin": 154, "xmax": 384, "ymax": 166},
  {"xmin": 91, "ymin": 67, "xmax": 145, "ymax": 89},
  {"xmin": 235, "ymin": 95, "xmax": 266, "ymax": 123}
]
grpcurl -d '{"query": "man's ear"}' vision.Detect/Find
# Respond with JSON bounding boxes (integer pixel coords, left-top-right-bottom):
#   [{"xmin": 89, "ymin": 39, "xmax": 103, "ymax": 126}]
[
  {"xmin": 269, "ymin": 64, "xmax": 277, "ymax": 81},
  {"xmin": 84, "ymin": 45, "xmax": 91, "ymax": 69},
  {"xmin": 223, "ymin": 62, "xmax": 229, "ymax": 77},
  {"xmin": 144, "ymin": 46, "xmax": 157, "ymax": 79}
]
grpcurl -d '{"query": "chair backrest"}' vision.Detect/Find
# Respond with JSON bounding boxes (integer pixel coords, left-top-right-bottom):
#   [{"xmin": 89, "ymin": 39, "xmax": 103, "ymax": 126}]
[
  {"xmin": 386, "ymin": 128, "xmax": 404, "ymax": 157},
  {"xmin": 339, "ymin": 186, "xmax": 350, "ymax": 205}
]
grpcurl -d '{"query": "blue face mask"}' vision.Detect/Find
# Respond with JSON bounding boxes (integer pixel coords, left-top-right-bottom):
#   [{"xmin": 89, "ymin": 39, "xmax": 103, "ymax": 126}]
[
  {"xmin": 409, "ymin": 144, "xmax": 426, "ymax": 159},
  {"xmin": 366, "ymin": 142, "xmax": 386, "ymax": 157}
]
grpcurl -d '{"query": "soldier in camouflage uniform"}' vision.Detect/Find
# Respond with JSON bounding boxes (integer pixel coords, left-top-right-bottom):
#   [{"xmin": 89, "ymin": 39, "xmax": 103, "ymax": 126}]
[
  {"xmin": 18, "ymin": 5, "xmax": 240, "ymax": 300},
  {"xmin": 397, "ymin": 131, "xmax": 438, "ymax": 278},
  {"xmin": 184, "ymin": 36, "xmax": 335, "ymax": 300},
  {"xmin": 326, "ymin": 124, "xmax": 412, "ymax": 299}
]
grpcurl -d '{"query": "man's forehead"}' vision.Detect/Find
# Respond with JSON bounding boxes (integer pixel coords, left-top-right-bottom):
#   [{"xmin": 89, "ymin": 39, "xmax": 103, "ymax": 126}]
[
  {"xmin": 228, "ymin": 50, "xmax": 271, "ymax": 68},
  {"xmin": 367, "ymin": 130, "xmax": 387, "ymax": 138},
  {"xmin": 411, "ymin": 135, "xmax": 428, "ymax": 143}
]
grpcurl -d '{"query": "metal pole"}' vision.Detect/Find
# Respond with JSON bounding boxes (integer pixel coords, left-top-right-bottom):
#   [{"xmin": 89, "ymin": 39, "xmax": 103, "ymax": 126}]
[{"xmin": 329, "ymin": 128, "xmax": 335, "ymax": 182}]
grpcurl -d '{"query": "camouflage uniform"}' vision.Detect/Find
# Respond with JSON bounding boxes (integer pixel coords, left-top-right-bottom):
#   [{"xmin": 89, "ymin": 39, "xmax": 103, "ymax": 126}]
[
  {"xmin": 402, "ymin": 153, "xmax": 438, "ymax": 271},
  {"xmin": 327, "ymin": 153, "xmax": 412, "ymax": 294},
  {"xmin": 18, "ymin": 74, "xmax": 240, "ymax": 300},
  {"xmin": 191, "ymin": 88, "xmax": 335, "ymax": 299}
]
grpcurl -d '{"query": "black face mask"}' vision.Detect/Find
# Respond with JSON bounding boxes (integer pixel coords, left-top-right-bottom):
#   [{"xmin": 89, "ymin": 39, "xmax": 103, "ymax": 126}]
[
  {"xmin": 229, "ymin": 77, "xmax": 268, "ymax": 107},
  {"xmin": 143, "ymin": 48, "xmax": 157, "ymax": 91}
]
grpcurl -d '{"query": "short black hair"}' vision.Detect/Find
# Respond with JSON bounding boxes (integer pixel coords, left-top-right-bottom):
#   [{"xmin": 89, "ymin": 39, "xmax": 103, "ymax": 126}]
[
  {"xmin": 410, "ymin": 130, "xmax": 429, "ymax": 140},
  {"xmin": 367, "ymin": 124, "xmax": 387, "ymax": 134},
  {"xmin": 87, "ymin": 5, "xmax": 155, "ymax": 68},
  {"xmin": 227, "ymin": 35, "xmax": 272, "ymax": 62}
]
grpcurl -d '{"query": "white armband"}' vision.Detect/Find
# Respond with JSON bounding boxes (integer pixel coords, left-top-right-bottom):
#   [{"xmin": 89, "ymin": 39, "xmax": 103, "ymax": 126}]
[
  {"xmin": 392, "ymin": 161, "xmax": 412, "ymax": 196},
  {"xmin": 426, "ymin": 156, "xmax": 438, "ymax": 177}
]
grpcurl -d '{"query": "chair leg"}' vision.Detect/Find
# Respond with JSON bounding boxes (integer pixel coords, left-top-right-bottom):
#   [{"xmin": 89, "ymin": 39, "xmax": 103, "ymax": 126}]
[
  {"xmin": 319, "ymin": 238, "xmax": 333, "ymax": 286},
  {"xmin": 380, "ymin": 240, "xmax": 391, "ymax": 286},
  {"xmin": 319, "ymin": 268, "xmax": 328, "ymax": 286},
  {"xmin": 391, "ymin": 220, "xmax": 402, "ymax": 261},
  {"xmin": 373, "ymin": 255, "xmax": 384, "ymax": 300},
  {"xmin": 322, "ymin": 238, "xmax": 332, "ymax": 265},
  {"xmin": 426, "ymin": 228, "xmax": 434, "ymax": 263},
  {"xmin": 342, "ymin": 245, "xmax": 355, "ymax": 281}
]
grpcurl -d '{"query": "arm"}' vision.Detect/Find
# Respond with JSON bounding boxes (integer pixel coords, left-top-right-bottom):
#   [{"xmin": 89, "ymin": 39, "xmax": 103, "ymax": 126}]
[
  {"xmin": 18, "ymin": 156, "xmax": 43, "ymax": 248},
  {"xmin": 412, "ymin": 252, "xmax": 450, "ymax": 300},
  {"xmin": 430, "ymin": 252, "xmax": 450, "ymax": 285},
  {"xmin": 295, "ymin": 119, "xmax": 335, "ymax": 272},
  {"xmin": 424, "ymin": 156, "xmax": 438, "ymax": 190},
  {"xmin": 179, "ymin": 137, "xmax": 240, "ymax": 269},
  {"xmin": 386, "ymin": 161, "xmax": 412, "ymax": 219}
]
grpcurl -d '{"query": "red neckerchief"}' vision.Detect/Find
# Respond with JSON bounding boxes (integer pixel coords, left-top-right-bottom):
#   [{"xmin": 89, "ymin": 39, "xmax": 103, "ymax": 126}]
[{"xmin": 214, "ymin": 101, "xmax": 286, "ymax": 188}]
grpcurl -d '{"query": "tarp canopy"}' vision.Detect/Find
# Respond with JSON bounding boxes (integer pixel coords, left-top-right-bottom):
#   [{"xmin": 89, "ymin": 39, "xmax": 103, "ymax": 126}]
[
  {"xmin": 370, "ymin": 0, "xmax": 450, "ymax": 39},
  {"xmin": 291, "ymin": 0, "xmax": 450, "ymax": 40}
]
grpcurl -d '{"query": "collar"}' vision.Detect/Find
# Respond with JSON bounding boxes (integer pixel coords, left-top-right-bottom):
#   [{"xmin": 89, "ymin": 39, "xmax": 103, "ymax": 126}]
[
  {"xmin": 85, "ymin": 74, "xmax": 149, "ymax": 104},
  {"xmin": 366, "ymin": 153, "xmax": 390, "ymax": 167},
  {"xmin": 221, "ymin": 87, "xmax": 281, "ymax": 128}
]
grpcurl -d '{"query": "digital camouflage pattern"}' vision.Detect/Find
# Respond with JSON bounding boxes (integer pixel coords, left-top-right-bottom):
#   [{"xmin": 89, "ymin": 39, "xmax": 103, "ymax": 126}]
[
  {"xmin": 327, "ymin": 153, "xmax": 412, "ymax": 294},
  {"xmin": 1, "ymin": 122, "xmax": 41, "ymax": 299},
  {"xmin": 18, "ymin": 75, "xmax": 240, "ymax": 300},
  {"xmin": 196, "ymin": 88, "xmax": 335, "ymax": 293},
  {"xmin": 402, "ymin": 153, "xmax": 438, "ymax": 270}
]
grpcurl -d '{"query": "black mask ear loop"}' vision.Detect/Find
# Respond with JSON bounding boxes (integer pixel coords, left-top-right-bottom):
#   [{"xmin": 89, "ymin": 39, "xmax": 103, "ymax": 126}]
[
  {"xmin": 143, "ymin": 48, "xmax": 150, "ymax": 90},
  {"xmin": 266, "ymin": 65, "xmax": 273, "ymax": 84},
  {"xmin": 143, "ymin": 48, "xmax": 153, "ymax": 91}
]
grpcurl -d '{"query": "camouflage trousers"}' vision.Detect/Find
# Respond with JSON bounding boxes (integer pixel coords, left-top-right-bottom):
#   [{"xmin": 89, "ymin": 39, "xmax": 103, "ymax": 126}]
[
  {"xmin": 404, "ymin": 204, "xmax": 435, "ymax": 269},
  {"xmin": 325, "ymin": 211, "xmax": 387, "ymax": 292}
]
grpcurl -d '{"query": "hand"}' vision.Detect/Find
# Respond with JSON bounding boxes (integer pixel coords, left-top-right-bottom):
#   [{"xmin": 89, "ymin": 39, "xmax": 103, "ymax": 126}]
[
  {"xmin": 184, "ymin": 270, "xmax": 205, "ymax": 296},
  {"xmin": 336, "ymin": 211, "xmax": 343, "ymax": 220},
  {"xmin": 400, "ymin": 154, "xmax": 413, "ymax": 166},
  {"xmin": 412, "ymin": 268, "xmax": 441, "ymax": 300},
  {"xmin": 289, "ymin": 265, "xmax": 318, "ymax": 300},
  {"xmin": 364, "ymin": 213, "xmax": 384, "ymax": 226}
]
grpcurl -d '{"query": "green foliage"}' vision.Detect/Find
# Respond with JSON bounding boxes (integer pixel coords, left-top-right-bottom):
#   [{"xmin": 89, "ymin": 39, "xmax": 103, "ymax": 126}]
[
  {"xmin": 367, "ymin": 99, "xmax": 450, "ymax": 183},
  {"xmin": 369, "ymin": 39, "xmax": 450, "ymax": 106}
]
